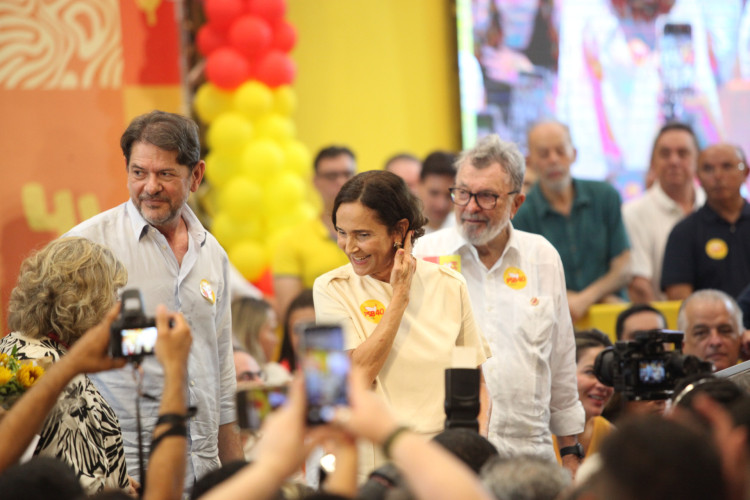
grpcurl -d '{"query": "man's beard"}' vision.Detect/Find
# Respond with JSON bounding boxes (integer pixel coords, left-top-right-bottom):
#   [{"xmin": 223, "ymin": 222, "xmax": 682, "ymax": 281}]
[
  {"xmin": 457, "ymin": 213, "xmax": 509, "ymax": 246},
  {"xmin": 137, "ymin": 195, "xmax": 182, "ymax": 228}
]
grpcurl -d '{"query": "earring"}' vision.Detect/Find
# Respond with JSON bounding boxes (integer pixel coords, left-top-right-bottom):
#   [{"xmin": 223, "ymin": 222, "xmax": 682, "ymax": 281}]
[{"xmin": 393, "ymin": 241, "xmax": 402, "ymax": 250}]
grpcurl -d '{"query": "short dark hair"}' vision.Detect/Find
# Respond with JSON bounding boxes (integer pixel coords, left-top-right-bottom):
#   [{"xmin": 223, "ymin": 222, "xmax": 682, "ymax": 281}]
[
  {"xmin": 384, "ymin": 153, "xmax": 420, "ymax": 171},
  {"xmin": 313, "ymin": 145, "xmax": 356, "ymax": 173},
  {"xmin": 420, "ymin": 151, "xmax": 457, "ymax": 181},
  {"xmin": 120, "ymin": 110, "xmax": 201, "ymax": 169},
  {"xmin": 650, "ymin": 122, "xmax": 699, "ymax": 166},
  {"xmin": 615, "ymin": 304, "xmax": 667, "ymax": 340},
  {"xmin": 432, "ymin": 428, "xmax": 498, "ymax": 474},
  {"xmin": 332, "ymin": 170, "xmax": 428, "ymax": 243},
  {"xmin": 575, "ymin": 329, "xmax": 612, "ymax": 363},
  {"xmin": 0, "ymin": 457, "xmax": 84, "ymax": 500}
]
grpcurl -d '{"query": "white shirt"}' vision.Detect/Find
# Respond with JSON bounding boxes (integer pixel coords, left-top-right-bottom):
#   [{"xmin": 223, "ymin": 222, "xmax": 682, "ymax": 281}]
[
  {"xmin": 622, "ymin": 182, "xmax": 705, "ymax": 300},
  {"xmin": 66, "ymin": 201, "xmax": 236, "ymax": 485},
  {"xmin": 415, "ymin": 224, "xmax": 584, "ymax": 460}
]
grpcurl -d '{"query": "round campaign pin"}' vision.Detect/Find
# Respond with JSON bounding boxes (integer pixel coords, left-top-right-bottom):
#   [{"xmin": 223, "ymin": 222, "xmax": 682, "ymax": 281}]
[
  {"xmin": 200, "ymin": 279, "xmax": 216, "ymax": 304},
  {"xmin": 503, "ymin": 266, "xmax": 527, "ymax": 290},
  {"xmin": 705, "ymin": 238, "xmax": 728, "ymax": 260},
  {"xmin": 360, "ymin": 299, "xmax": 386, "ymax": 324}
]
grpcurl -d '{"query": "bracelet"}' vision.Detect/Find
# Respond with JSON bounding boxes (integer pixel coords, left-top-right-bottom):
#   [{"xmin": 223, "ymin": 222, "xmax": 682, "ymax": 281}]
[
  {"xmin": 155, "ymin": 407, "xmax": 197, "ymax": 426},
  {"xmin": 149, "ymin": 423, "xmax": 187, "ymax": 456},
  {"xmin": 382, "ymin": 425, "xmax": 410, "ymax": 460}
]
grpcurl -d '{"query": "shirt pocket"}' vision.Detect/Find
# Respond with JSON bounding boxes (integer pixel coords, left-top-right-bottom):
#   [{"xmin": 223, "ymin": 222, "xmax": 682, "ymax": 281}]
[{"xmin": 513, "ymin": 294, "xmax": 554, "ymax": 349}]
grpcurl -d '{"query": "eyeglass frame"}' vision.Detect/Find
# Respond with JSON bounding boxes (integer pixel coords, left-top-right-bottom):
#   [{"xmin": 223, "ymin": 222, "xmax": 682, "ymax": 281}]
[{"xmin": 448, "ymin": 187, "xmax": 519, "ymax": 210}]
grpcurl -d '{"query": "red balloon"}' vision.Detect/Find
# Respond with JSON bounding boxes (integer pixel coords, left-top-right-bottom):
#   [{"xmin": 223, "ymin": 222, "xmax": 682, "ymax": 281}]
[
  {"xmin": 229, "ymin": 15, "xmax": 272, "ymax": 59},
  {"xmin": 254, "ymin": 51, "xmax": 296, "ymax": 87},
  {"xmin": 246, "ymin": 0, "xmax": 286, "ymax": 24},
  {"xmin": 196, "ymin": 24, "xmax": 227, "ymax": 57},
  {"xmin": 204, "ymin": 0, "xmax": 244, "ymax": 30},
  {"xmin": 205, "ymin": 48, "xmax": 251, "ymax": 90},
  {"xmin": 251, "ymin": 267, "xmax": 274, "ymax": 296},
  {"xmin": 271, "ymin": 20, "xmax": 297, "ymax": 52}
]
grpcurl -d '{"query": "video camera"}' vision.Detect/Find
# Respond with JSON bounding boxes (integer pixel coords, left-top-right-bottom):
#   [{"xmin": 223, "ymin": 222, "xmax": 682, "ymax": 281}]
[
  {"xmin": 109, "ymin": 289, "xmax": 158, "ymax": 359},
  {"xmin": 594, "ymin": 329, "xmax": 713, "ymax": 400}
]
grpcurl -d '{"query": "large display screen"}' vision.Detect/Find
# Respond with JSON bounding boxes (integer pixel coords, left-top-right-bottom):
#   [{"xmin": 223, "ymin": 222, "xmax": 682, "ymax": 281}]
[{"xmin": 457, "ymin": 0, "xmax": 750, "ymax": 199}]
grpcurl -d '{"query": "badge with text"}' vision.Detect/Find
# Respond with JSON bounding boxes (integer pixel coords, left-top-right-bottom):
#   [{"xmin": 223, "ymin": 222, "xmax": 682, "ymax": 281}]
[
  {"xmin": 360, "ymin": 299, "xmax": 386, "ymax": 324},
  {"xmin": 200, "ymin": 279, "xmax": 216, "ymax": 304},
  {"xmin": 420, "ymin": 254, "xmax": 461, "ymax": 272},
  {"xmin": 705, "ymin": 238, "xmax": 728, "ymax": 260},
  {"xmin": 503, "ymin": 266, "xmax": 527, "ymax": 290}
]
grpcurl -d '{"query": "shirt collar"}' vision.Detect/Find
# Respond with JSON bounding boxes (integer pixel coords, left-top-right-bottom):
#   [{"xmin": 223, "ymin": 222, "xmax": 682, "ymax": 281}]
[
  {"xmin": 649, "ymin": 182, "xmax": 706, "ymax": 212},
  {"xmin": 126, "ymin": 199, "xmax": 207, "ymax": 247},
  {"xmin": 440, "ymin": 223, "xmax": 521, "ymax": 268}
]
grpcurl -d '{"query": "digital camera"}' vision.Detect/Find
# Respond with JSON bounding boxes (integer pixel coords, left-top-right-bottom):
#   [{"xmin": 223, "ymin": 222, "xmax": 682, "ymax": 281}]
[
  {"xmin": 109, "ymin": 289, "xmax": 158, "ymax": 359},
  {"xmin": 594, "ymin": 329, "xmax": 713, "ymax": 400}
]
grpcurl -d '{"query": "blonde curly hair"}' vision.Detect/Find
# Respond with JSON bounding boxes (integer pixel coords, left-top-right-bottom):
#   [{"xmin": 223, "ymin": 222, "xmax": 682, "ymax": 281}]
[{"xmin": 8, "ymin": 237, "xmax": 127, "ymax": 345}]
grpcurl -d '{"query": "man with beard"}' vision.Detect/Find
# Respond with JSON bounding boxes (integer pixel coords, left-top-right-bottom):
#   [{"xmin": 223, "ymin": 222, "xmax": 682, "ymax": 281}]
[
  {"xmin": 513, "ymin": 120, "xmax": 630, "ymax": 321},
  {"xmin": 415, "ymin": 134, "xmax": 585, "ymax": 477},
  {"xmin": 66, "ymin": 110, "xmax": 242, "ymax": 486}
]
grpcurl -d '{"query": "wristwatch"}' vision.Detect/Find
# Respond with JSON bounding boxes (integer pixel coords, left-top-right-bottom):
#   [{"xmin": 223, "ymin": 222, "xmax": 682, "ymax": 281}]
[{"xmin": 559, "ymin": 442, "xmax": 584, "ymax": 459}]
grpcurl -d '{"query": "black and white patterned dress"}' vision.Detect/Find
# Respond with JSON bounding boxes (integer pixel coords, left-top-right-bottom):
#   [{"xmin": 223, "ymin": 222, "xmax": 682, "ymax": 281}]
[{"xmin": 0, "ymin": 331, "xmax": 129, "ymax": 494}]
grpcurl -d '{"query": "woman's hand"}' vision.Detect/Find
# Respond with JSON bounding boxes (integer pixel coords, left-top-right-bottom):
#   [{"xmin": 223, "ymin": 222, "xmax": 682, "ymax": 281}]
[{"xmin": 389, "ymin": 230, "xmax": 417, "ymax": 298}]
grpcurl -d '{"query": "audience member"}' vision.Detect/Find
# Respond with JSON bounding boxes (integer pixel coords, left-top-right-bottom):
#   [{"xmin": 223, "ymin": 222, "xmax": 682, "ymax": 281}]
[
  {"xmin": 272, "ymin": 146, "xmax": 354, "ymax": 321},
  {"xmin": 233, "ymin": 297, "xmax": 278, "ymax": 365},
  {"xmin": 415, "ymin": 134, "xmax": 584, "ymax": 477},
  {"xmin": 0, "ymin": 457, "xmax": 84, "ymax": 500},
  {"xmin": 622, "ymin": 123, "xmax": 703, "ymax": 302},
  {"xmin": 662, "ymin": 144, "xmax": 750, "ymax": 300},
  {"xmin": 554, "ymin": 330, "xmax": 613, "ymax": 462},
  {"xmin": 514, "ymin": 120, "xmax": 630, "ymax": 321},
  {"xmin": 65, "ymin": 110, "xmax": 242, "ymax": 484},
  {"xmin": 233, "ymin": 347, "xmax": 263, "ymax": 383},
  {"xmin": 480, "ymin": 455, "xmax": 571, "ymax": 500},
  {"xmin": 314, "ymin": 170, "xmax": 489, "ymax": 477},
  {"xmin": 384, "ymin": 153, "xmax": 421, "ymax": 194},
  {"xmin": 199, "ymin": 371, "xmax": 495, "ymax": 500},
  {"xmin": 614, "ymin": 303, "xmax": 667, "ymax": 341},
  {"xmin": 431, "ymin": 428, "xmax": 499, "ymax": 474},
  {"xmin": 677, "ymin": 289, "xmax": 742, "ymax": 372},
  {"xmin": 0, "ymin": 237, "xmax": 129, "ymax": 494},
  {"xmin": 418, "ymin": 151, "xmax": 457, "ymax": 234},
  {"xmin": 277, "ymin": 289, "xmax": 315, "ymax": 373}
]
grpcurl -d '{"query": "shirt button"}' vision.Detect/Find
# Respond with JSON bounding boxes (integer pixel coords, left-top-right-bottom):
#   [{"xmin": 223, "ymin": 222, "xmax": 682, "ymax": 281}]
[{"xmin": 190, "ymin": 380, "xmax": 195, "ymax": 387}]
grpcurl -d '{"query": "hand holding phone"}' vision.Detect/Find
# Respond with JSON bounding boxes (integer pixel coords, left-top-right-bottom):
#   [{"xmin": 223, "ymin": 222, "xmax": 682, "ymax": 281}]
[{"xmin": 302, "ymin": 324, "xmax": 350, "ymax": 425}]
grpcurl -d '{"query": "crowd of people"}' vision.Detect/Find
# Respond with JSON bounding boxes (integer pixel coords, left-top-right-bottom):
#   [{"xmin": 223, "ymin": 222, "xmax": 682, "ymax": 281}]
[{"xmin": 2, "ymin": 108, "xmax": 750, "ymax": 500}]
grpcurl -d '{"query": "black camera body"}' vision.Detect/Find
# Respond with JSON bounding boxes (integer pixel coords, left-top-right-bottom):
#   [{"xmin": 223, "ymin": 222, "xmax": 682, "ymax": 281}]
[
  {"xmin": 109, "ymin": 289, "xmax": 158, "ymax": 359},
  {"xmin": 444, "ymin": 368, "xmax": 480, "ymax": 432},
  {"xmin": 594, "ymin": 329, "xmax": 713, "ymax": 401}
]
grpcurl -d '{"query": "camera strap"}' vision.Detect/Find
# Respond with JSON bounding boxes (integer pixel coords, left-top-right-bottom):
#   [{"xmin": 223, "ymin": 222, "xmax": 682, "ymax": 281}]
[{"xmin": 130, "ymin": 359, "xmax": 147, "ymax": 499}]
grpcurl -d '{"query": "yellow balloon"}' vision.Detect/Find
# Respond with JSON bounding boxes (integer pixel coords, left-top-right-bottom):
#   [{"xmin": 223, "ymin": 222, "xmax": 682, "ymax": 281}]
[
  {"xmin": 212, "ymin": 211, "xmax": 263, "ymax": 249},
  {"xmin": 204, "ymin": 151, "xmax": 242, "ymax": 189},
  {"xmin": 207, "ymin": 112, "xmax": 253, "ymax": 153},
  {"xmin": 218, "ymin": 177, "xmax": 263, "ymax": 219},
  {"xmin": 255, "ymin": 114, "xmax": 296, "ymax": 142},
  {"xmin": 193, "ymin": 82, "xmax": 233, "ymax": 124},
  {"xmin": 234, "ymin": 81, "xmax": 274, "ymax": 121},
  {"xmin": 229, "ymin": 240, "xmax": 268, "ymax": 282},
  {"xmin": 283, "ymin": 140, "xmax": 312, "ymax": 179},
  {"xmin": 273, "ymin": 85, "xmax": 297, "ymax": 116},
  {"xmin": 241, "ymin": 139, "xmax": 285, "ymax": 185},
  {"xmin": 267, "ymin": 201, "xmax": 318, "ymax": 230},
  {"xmin": 263, "ymin": 172, "xmax": 307, "ymax": 214}
]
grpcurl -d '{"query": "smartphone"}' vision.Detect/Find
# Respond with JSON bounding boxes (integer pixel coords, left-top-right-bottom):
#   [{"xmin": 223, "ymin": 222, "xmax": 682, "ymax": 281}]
[
  {"xmin": 660, "ymin": 23, "xmax": 694, "ymax": 122},
  {"xmin": 302, "ymin": 324, "xmax": 350, "ymax": 425},
  {"xmin": 236, "ymin": 385, "xmax": 289, "ymax": 431}
]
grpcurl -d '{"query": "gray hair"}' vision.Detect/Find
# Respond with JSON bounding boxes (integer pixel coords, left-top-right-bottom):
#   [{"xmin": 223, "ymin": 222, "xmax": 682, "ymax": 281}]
[
  {"xmin": 677, "ymin": 289, "xmax": 744, "ymax": 335},
  {"xmin": 456, "ymin": 134, "xmax": 526, "ymax": 192},
  {"xmin": 480, "ymin": 455, "xmax": 571, "ymax": 500}
]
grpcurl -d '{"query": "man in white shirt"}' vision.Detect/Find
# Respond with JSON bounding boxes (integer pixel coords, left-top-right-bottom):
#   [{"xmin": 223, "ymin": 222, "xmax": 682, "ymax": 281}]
[
  {"xmin": 67, "ymin": 110, "xmax": 242, "ymax": 485},
  {"xmin": 622, "ymin": 123, "xmax": 704, "ymax": 302},
  {"xmin": 414, "ymin": 134, "xmax": 584, "ymax": 476}
]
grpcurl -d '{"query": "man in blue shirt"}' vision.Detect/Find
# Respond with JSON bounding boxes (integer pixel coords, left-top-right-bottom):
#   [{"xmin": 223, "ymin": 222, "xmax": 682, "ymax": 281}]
[{"xmin": 514, "ymin": 121, "xmax": 630, "ymax": 321}]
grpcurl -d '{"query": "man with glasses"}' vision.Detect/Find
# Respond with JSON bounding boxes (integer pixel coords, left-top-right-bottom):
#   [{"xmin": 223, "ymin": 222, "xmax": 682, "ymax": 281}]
[
  {"xmin": 513, "ymin": 120, "xmax": 630, "ymax": 322},
  {"xmin": 662, "ymin": 144, "xmax": 750, "ymax": 300},
  {"xmin": 415, "ymin": 134, "xmax": 585, "ymax": 477},
  {"xmin": 272, "ymin": 145, "xmax": 355, "ymax": 320}
]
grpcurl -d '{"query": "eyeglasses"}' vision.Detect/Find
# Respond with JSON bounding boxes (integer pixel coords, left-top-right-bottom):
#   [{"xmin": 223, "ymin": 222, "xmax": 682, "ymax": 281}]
[
  {"xmin": 316, "ymin": 170, "xmax": 355, "ymax": 182},
  {"xmin": 237, "ymin": 370, "xmax": 266, "ymax": 383},
  {"xmin": 449, "ymin": 187, "xmax": 518, "ymax": 210}
]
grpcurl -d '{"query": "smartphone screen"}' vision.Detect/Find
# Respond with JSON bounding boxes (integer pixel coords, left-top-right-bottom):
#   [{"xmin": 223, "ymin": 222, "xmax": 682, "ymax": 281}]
[
  {"xmin": 660, "ymin": 23, "xmax": 694, "ymax": 122},
  {"xmin": 236, "ymin": 385, "xmax": 289, "ymax": 431},
  {"xmin": 120, "ymin": 326, "xmax": 157, "ymax": 357},
  {"xmin": 302, "ymin": 324, "xmax": 350, "ymax": 425}
]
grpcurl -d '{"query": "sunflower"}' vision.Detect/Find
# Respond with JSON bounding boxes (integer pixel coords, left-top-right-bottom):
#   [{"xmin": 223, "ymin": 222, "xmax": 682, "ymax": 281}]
[
  {"xmin": 16, "ymin": 364, "xmax": 44, "ymax": 388},
  {"xmin": 0, "ymin": 366, "xmax": 12, "ymax": 386}
]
